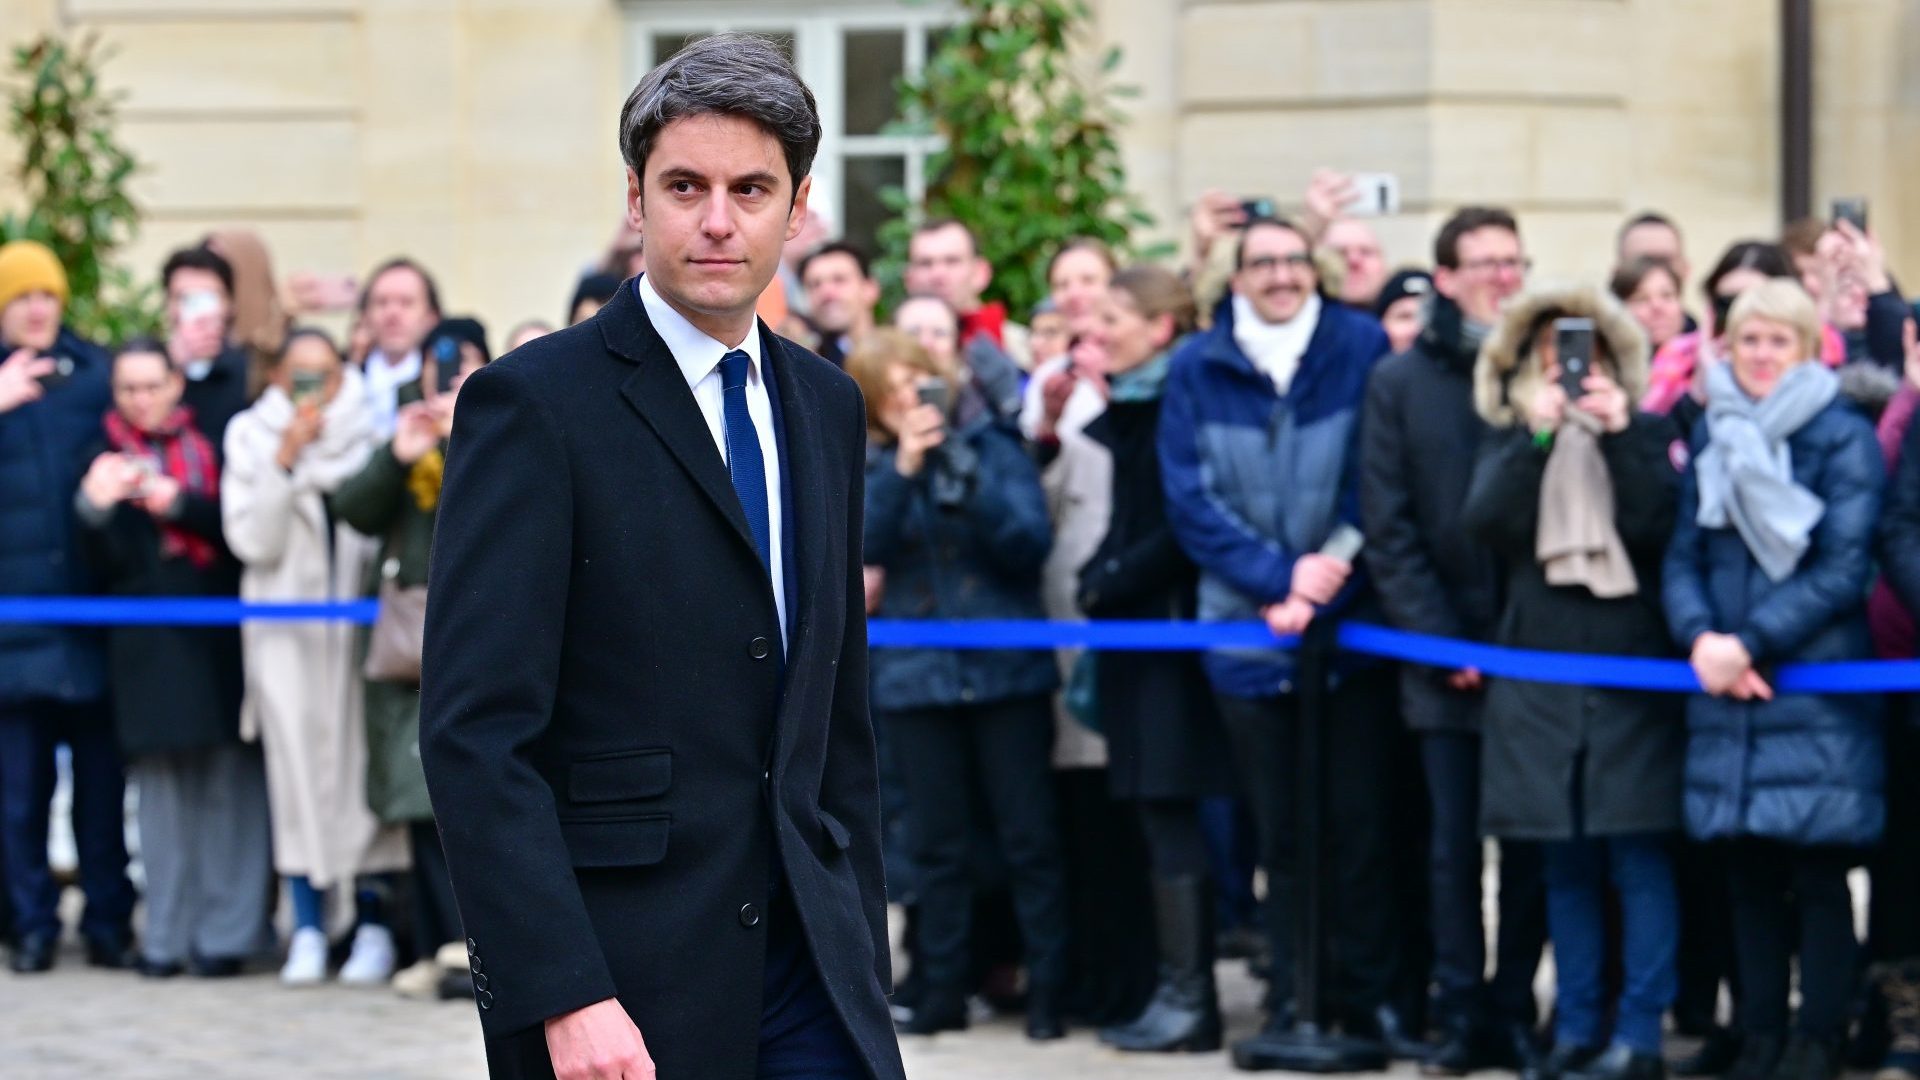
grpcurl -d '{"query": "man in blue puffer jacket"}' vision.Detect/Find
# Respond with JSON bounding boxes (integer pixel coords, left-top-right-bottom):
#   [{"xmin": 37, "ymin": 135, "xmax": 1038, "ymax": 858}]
[
  {"xmin": 1158, "ymin": 217, "xmax": 1399, "ymax": 1050},
  {"xmin": 0, "ymin": 240, "xmax": 134, "ymax": 972}
]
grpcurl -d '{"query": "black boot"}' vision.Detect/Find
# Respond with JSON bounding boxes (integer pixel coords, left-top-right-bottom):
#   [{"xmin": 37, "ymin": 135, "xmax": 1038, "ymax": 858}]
[
  {"xmin": 1768, "ymin": 1034, "xmax": 1840, "ymax": 1080},
  {"xmin": 8, "ymin": 930, "xmax": 56, "ymax": 974},
  {"xmin": 1524, "ymin": 1042, "xmax": 1602, "ymax": 1080},
  {"xmin": 1424, "ymin": 1014, "xmax": 1483, "ymax": 1076},
  {"xmin": 1567, "ymin": 1044, "xmax": 1667, "ymax": 1080},
  {"xmin": 1025, "ymin": 983, "xmax": 1066, "ymax": 1041},
  {"xmin": 894, "ymin": 985, "xmax": 968, "ymax": 1036},
  {"xmin": 1723, "ymin": 1032, "xmax": 1785, "ymax": 1080},
  {"xmin": 1671, "ymin": 1026, "xmax": 1741, "ymax": 1077},
  {"xmin": 1098, "ymin": 875, "xmax": 1222, "ymax": 1053}
]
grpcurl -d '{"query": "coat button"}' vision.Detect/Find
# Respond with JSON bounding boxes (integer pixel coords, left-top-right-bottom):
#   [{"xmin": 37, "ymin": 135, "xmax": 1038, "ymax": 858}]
[
  {"xmin": 477, "ymin": 989, "xmax": 495, "ymax": 1010},
  {"xmin": 472, "ymin": 973, "xmax": 489, "ymax": 991},
  {"xmin": 466, "ymin": 938, "xmax": 478, "ymax": 953},
  {"xmin": 739, "ymin": 903, "xmax": 762, "ymax": 928},
  {"xmin": 749, "ymin": 637, "xmax": 771, "ymax": 660},
  {"xmin": 471, "ymin": 957, "xmax": 484, "ymax": 974}
]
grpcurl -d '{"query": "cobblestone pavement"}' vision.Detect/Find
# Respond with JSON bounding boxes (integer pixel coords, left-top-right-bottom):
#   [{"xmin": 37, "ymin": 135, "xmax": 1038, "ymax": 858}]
[{"xmin": 0, "ymin": 938, "xmax": 1428, "ymax": 1080}]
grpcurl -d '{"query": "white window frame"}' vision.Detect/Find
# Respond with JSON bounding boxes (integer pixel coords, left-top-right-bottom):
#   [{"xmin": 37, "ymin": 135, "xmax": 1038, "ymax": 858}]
[{"xmin": 621, "ymin": 1, "xmax": 955, "ymax": 244}]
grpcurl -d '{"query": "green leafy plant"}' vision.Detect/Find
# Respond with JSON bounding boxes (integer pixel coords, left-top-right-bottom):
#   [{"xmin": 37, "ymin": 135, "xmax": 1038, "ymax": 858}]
[
  {"xmin": 2, "ymin": 33, "xmax": 160, "ymax": 344},
  {"xmin": 878, "ymin": 0, "xmax": 1154, "ymax": 317}
]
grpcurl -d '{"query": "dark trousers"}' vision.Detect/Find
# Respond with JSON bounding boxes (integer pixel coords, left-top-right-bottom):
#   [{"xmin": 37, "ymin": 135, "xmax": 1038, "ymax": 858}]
[
  {"xmin": 1870, "ymin": 711, "xmax": 1920, "ymax": 963},
  {"xmin": 1543, "ymin": 832, "xmax": 1677, "ymax": 1054},
  {"xmin": 1421, "ymin": 730, "xmax": 1547, "ymax": 1027},
  {"xmin": 0, "ymin": 700, "xmax": 133, "ymax": 942},
  {"xmin": 1137, "ymin": 799, "xmax": 1212, "ymax": 880},
  {"xmin": 408, "ymin": 820, "xmax": 462, "ymax": 953},
  {"xmin": 1215, "ymin": 677, "xmax": 1397, "ymax": 1019},
  {"xmin": 887, "ymin": 694, "xmax": 1068, "ymax": 992},
  {"xmin": 757, "ymin": 885, "xmax": 864, "ymax": 1079},
  {"xmin": 1673, "ymin": 837, "xmax": 1739, "ymax": 1030},
  {"xmin": 1727, "ymin": 839, "xmax": 1859, "ymax": 1042}
]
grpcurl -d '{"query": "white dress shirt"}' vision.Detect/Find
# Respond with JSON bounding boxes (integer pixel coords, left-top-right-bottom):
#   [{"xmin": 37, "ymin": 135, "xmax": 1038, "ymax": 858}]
[
  {"xmin": 637, "ymin": 274, "xmax": 787, "ymax": 652},
  {"xmin": 362, "ymin": 347, "xmax": 422, "ymax": 439}
]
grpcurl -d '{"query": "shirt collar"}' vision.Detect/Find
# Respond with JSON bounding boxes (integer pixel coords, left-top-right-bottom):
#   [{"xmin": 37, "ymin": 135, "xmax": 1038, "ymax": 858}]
[
  {"xmin": 637, "ymin": 273, "xmax": 764, "ymax": 390},
  {"xmin": 367, "ymin": 348, "xmax": 421, "ymax": 380}
]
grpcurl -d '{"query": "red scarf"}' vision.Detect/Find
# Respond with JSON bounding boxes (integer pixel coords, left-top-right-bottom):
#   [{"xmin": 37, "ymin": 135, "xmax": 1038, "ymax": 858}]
[
  {"xmin": 959, "ymin": 301, "xmax": 1008, "ymax": 349},
  {"xmin": 103, "ymin": 406, "xmax": 220, "ymax": 569}
]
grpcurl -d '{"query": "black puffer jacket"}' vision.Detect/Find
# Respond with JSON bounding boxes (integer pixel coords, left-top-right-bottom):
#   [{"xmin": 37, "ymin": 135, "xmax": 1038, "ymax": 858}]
[{"xmin": 1361, "ymin": 294, "xmax": 1501, "ymax": 733}]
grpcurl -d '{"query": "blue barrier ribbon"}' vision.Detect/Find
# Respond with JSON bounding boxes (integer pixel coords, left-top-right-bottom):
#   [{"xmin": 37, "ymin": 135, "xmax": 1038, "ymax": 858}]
[{"xmin": 2, "ymin": 598, "xmax": 1914, "ymax": 694}]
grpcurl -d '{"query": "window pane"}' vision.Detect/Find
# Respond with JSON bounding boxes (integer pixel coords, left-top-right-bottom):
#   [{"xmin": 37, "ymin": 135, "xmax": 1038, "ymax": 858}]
[
  {"xmin": 651, "ymin": 32, "xmax": 707, "ymax": 65},
  {"xmin": 842, "ymin": 155, "xmax": 906, "ymax": 257},
  {"xmin": 844, "ymin": 30, "xmax": 905, "ymax": 136}
]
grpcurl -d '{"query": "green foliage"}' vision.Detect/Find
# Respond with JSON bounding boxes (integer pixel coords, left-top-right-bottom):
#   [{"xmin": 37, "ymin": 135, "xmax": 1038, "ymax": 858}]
[
  {"xmin": 877, "ymin": 0, "xmax": 1154, "ymax": 318},
  {"xmin": 2, "ymin": 34, "xmax": 160, "ymax": 344}
]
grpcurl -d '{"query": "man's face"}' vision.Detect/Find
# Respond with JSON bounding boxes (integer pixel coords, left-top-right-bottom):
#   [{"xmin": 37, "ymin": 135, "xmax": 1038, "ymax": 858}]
[
  {"xmin": 1231, "ymin": 223, "xmax": 1318, "ymax": 326},
  {"xmin": 1619, "ymin": 221, "xmax": 1689, "ymax": 283},
  {"xmin": 904, "ymin": 224, "xmax": 988, "ymax": 314},
  {"xmin": 1, "ymin": 290, "xmax": 62, "ymax": 352},
  {"xmin": 1323, "ymin": 219, "xmax": 1387, "ymax": 307},
  {"xmin": 165, "ymin": 267, "xmax": 232, "ymax": 330},
  {"xmin": 801, "ymin": 251, "xmax": 878, "ymax": 337},
  {"xmin": 365, "ymin": 266, "xmax": 437, "ymax": 360},
  {"xmin": 629, "ymin": 114, "xmax": 810, "ymax": 335},
  {"xmin": 1434, "ymin": 227, "xmax": 1525, "ymax": 326}
]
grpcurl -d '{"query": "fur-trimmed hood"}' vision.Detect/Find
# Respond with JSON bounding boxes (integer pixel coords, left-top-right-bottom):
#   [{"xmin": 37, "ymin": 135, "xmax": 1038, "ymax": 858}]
[{"xmin": 1473, "ymin": 284, "xmax": 1650, "ymax": 427}]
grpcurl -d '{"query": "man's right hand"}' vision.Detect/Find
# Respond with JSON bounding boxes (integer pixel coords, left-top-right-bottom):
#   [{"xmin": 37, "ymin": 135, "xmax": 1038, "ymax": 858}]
[
  {"xmin": 1290, "ymin": 553, "xmax": 1351, "ymax": 607},
  {"xmin": 0, "ymin": 349, "xmax": 55, "ymax": 414},
  {"xmin": 545, "ymin": 999, "xmax": 656, "ymax": 1080}
]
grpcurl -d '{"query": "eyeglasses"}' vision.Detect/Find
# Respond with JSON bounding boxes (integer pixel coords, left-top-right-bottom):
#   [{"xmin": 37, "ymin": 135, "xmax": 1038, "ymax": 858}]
[
  {"xmin": 1458, "ymin": 257, "xmax": 1532, "ymax": 276},
  {"xmin": 1242, "ymin": 253, "xmax": 1315, "ymax": 274}
]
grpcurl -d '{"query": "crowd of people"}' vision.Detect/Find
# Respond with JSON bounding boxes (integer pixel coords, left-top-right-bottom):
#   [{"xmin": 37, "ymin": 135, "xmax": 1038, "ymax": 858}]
[{"xmin": 1, "ymin": 165, "xmax": 1918, "ymax": 1080}]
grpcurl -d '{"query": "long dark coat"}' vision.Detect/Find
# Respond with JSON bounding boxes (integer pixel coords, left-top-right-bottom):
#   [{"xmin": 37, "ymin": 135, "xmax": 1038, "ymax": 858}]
[
  {"xmin": 73, "ymin": 437, "xmax": 243, "ymax": 758},
  {"xmin": 1080, "ymin": 392, "xmax": 1232, "ymax": 801},
  {"xmin": 420, "ymin": 279, "xmax": 903, "ymax": 1080}
]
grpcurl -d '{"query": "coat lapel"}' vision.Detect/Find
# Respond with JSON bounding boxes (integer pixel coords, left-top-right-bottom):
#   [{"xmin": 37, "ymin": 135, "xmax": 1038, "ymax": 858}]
[
  {"xmin": 765, "ymin": 331, "xmax": 833, "ymax": 698},
  {"xmin": 601, "ymin": 280, "xmax": 761, "ymax": 564}
]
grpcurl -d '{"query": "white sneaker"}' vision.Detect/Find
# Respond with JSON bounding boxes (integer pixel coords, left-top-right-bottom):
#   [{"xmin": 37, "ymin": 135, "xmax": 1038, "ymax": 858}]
[
  {"xmin": 280, "ymin": 927, "xmax": 329, "ymax": 987},
  {"xmin": 391, "ymin": 958, "xmax": 441, "ymax": 1000},
  {"xmin": 338, "ymin": 923, "xmax": 396, "ymax": 987}
]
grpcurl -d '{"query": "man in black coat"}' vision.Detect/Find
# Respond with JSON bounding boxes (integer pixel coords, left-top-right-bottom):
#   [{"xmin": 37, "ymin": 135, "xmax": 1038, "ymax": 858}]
[
  {"xmin": 420, "ymin": 34, "xmax": 903, "ymax": 1080},
  {"xmin": 1359, "ymin": 207, "xmax": 1546, "ymax": 1073}
]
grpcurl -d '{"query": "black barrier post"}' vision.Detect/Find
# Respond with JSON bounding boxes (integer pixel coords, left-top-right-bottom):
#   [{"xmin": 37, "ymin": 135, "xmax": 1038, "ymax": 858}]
[{"xmin": 1232, "ymin": 616, "xmax": 1388, "ymax": 1073}]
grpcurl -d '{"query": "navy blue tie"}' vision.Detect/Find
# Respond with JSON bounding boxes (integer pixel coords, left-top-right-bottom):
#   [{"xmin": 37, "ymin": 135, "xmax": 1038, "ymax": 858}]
[{"xmin": 719, "ymin": 350, "xmax": 772, "ymax": 574}]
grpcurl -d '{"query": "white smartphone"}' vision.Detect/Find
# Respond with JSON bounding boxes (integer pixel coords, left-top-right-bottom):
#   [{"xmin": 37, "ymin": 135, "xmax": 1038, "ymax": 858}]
[
  {"xmin": 1320, "ymin": 523, "xmax": 1365, "ymax": 563},
  {"xmin": 1347, "ymin": 172, "xmax": 1401, "ymax": 217}
]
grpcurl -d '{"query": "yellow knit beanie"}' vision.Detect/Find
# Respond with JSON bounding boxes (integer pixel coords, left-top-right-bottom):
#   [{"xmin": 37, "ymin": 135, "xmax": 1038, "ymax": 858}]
[{"xmin": 0, "ymin": 241, "xmax": 71, "ymax": 311}]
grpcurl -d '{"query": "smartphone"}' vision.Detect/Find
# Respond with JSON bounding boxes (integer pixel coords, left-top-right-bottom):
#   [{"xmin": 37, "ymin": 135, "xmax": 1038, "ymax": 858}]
[
  {"xmin": 1555, "ymin": 317, "xmax": 1596, "ymax": 401},
  {"xmin": 35, "ymin": 351, "xmax": 76, "ymax": 392},
  {"xmin": 127, "ymin": 455, "xmax": 160, "ymax": 499},
  {"xmin": 290, "ymin": 370, "xmax": 326, "ymax": 406},
  {"xmin": 1320, "ymin": 523, "xmax": 1365, "ymax": 563},
  {"xmin": 432, "ymin": 335, "xmax": 463, "ymax": 394},
  {"xmin": 1832, "ymin": 196, "xmax": 1869, "ymax": 233},
  {"xmin": 178, "ymin": 289, "xmax": 222, "ymax": 323},
  {"xmin": 916, "ymin": 376, "xmax": 950, "ymax": 414},
  {"xmin": 1347, "ymin": 172, "xmax": 1401, "ymax": 217},
  {"xmin": 1240, "ymin": 197, "xmax": 1276, "ymax": 222}
]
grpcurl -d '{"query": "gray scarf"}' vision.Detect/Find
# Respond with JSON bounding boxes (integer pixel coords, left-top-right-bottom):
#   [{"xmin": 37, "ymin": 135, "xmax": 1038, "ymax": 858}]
[{"xmin": 1696, "ymin": 360, "xmax": 1838, "ymax": 581}]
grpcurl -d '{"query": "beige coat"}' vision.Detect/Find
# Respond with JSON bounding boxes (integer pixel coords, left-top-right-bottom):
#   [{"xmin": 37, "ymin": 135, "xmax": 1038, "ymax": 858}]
[
  {"xmin": 1022, "ymin": 357, "xmax": 1113, "ymax": 769},
  {"xmin": 222, "ymin": 368, "xmax": 408, "ymax": 887}
]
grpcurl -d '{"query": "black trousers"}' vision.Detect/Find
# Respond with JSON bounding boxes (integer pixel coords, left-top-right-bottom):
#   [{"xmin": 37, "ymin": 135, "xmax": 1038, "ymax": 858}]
[
  {"xmin": 1673, "ymin": 836, "xmax": 1740, "ymax": 1030},
  {"xmin": 1870, "ymin": 710, "xmax": 1920, "ymax": 964},
  {"xmin": 1726, "ymin": 838, "xmax": 1860, "ymax": 1041},
  {"xmin": 0, "ymin": 700, "xmax": 133, "ymax": 943},
  {"xmin": 1421, "ymin": 730, "xmax": 1547, "ymax": 1027},
  {"xmin": 409, "ymin": 821, "xmax": 462, "ymax": 953},
  {"xmin": 1137, "ymin": 799, "xmax": 1212, "ymax": 880},
  {"xmin": 1215, "ymin": 677, "xmax": 1398, "ymax": 1019},
  {"xmin": 887, "ymin": 694, "xmax": 1069, "ymax": 992}
]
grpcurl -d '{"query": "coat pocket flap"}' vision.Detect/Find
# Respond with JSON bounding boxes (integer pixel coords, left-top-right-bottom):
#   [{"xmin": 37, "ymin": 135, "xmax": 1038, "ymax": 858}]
[
  {"xmin": 816, "ymin": 808, "xmax": 852, "ymax": 851},
  {"xmin": 557, "ymin": 813, "xmax": 670, "ymax": 868},
  {"xmin": 568, "ymin": 748, "xmax": 671, "ymax": 803}
]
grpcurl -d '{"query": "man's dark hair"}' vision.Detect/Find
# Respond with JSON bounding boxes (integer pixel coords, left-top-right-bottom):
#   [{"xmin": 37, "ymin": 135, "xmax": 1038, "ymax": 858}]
[
  {"xmin": 1702, "ymin": 240, "xmax": 1796, "ymax": 305},
  {"xmin": 1233, "ymin": 216, "xmax": 1315, "ymax": 271},
  {"xmin": 619, "ymin": 33, "xmax": 822, "ymax": 193},
  {"xmin": 160, "ymin": 246, "xmax": 235, "ymax": 299},
  {"xmin": 797, "ymin": 241, "xmax": 871, "ymax": 282},
  {"xmin": 910, "ymin": 218, "xmax": 980, "ymax": 258},
  {"xmin": 1618, "ymin": 210, "xmax": 1681, "ymax": 250},
  {"xmin": 1433, "ymin": 207, "xmax": 1520, "ymax": 269},
  {"xmin": 359, "ymin": 257, "xmax": 442, "ymax": 317}
]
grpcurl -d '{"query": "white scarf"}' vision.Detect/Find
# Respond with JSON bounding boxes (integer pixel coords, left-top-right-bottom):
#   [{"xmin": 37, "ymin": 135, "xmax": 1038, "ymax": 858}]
[{"xmin": 1233, "ymin": 291, "xmax": 1321, "ymax": 394}]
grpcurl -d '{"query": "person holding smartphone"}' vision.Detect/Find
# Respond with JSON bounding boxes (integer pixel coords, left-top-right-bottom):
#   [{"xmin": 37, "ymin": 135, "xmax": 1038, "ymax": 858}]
[
  {"xmin": 222, "ymin": 328, "xmax": 410, "ymax": 989},
  {"xmin": 848, "ymin": 327, "xmax": 1070, "ymax": 1040},
  {"xmin": 0, "ymin": 239, "xmax": 137, "ymax": 974},
  {"xmin": 1462, "ymin": 286, "xmax": 1682, "ymax": 1080},
  {"xmin": 74, "ymin": 339, "xmax": 269, "ymax": 979}
]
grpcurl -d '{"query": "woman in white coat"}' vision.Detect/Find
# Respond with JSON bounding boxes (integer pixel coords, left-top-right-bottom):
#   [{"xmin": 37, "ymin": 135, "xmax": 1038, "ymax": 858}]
[{"xmin": 222, "ymin": 328, "xmax": 408, "ymax": 987}]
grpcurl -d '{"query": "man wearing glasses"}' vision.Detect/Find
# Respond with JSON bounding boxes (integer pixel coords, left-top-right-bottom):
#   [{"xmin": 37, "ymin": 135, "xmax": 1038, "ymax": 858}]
[{"xmin": 1158, "ymin": 216, "xmax": 1403, "ymax": 1060}]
